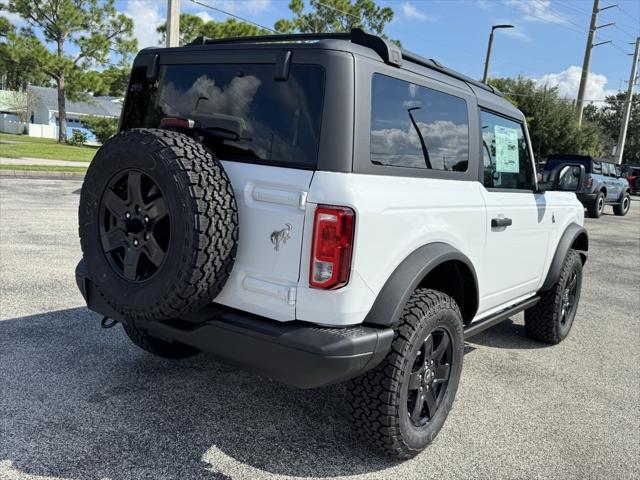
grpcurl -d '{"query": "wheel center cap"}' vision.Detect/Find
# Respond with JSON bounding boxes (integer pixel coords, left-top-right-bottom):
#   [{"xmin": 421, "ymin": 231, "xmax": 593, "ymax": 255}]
[{"xmin": 125, "ymin": 217, "xmax": 145, "ymax": 234}]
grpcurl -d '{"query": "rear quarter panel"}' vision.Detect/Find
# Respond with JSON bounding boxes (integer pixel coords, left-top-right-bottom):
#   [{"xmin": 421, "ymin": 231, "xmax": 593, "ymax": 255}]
[{"xmin": 296, "ymin": 172, "xmax": 487, "ymax": 326}]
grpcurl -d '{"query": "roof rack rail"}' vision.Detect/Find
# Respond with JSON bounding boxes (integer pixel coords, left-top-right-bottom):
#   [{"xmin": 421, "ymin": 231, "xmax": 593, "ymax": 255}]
[
  {"xmin": 187, "ymin": 28, "xmax": 496, "ymax": 94},
  {"xmin": 188, "ymin": 28, "xmax": 403, "ymax": 67},
  {"xmin": 401, "ymin": 50, "xmax": 496, "ymax": 94}
]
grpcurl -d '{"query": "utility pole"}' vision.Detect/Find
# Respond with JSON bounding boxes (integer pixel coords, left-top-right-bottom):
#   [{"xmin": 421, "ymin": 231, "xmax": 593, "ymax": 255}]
[
  {"xmin": 614, "ymin": 37, "xmax": 640, "ymax": 165},
  {"xmin": 575, "ymin": 0, "xmax": 616, "ymax": 126},
  {"xmin": 166, "ymin": 0, "xmax": 180, "ymax": 48}
]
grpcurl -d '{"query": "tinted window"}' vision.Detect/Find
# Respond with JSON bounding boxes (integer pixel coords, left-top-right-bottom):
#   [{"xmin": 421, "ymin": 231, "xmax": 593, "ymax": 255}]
[
  {"xmin": 481, "ymin": 110, "xmax": 534, "ymax": 190},
  {"xmin": 592, "ymin": 161, "xmax": 602, "ymax": 174},
  {"xmin": 544, "ymin": 157, "xmax": 590, "ymax": 171},
  {"xmin": 370, "ymin": 74, "xmax": 469, "ymax": 172},
  {"xmin": 122, "ymin": 63, "xmax": 325, "ymax": 168}
]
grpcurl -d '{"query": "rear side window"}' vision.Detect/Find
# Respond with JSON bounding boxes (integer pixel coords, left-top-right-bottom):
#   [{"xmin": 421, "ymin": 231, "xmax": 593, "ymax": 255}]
[
  {"xmin": 592, "ymin": 161, "xmax": 602, "ymax": 174},
  {"xmin": 122, "ymin": 63, "xmax": 325, "ymax": 168},
  {"xmin": 480, "ymin": 110, "xmax": 534, "ymax": 190},
  {"xmin": 370, "ymin": 74, "xmax": 469, "ymax": 172}
]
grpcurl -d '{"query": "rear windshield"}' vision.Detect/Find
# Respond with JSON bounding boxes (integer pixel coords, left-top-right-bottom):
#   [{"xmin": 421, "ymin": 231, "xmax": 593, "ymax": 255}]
[
  {"xmin": 122, "ymin": 63, "xmax": 325, "ymax": 169},
  {"xmin": 545, "ymin": 157, "xmax": 591, "ymax": 172}
]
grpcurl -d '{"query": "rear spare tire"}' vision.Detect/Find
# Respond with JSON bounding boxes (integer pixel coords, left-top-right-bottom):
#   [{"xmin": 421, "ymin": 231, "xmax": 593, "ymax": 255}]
[{"xmin": 79, "ymin": 128, "xmax": 238, "ymax": 322}]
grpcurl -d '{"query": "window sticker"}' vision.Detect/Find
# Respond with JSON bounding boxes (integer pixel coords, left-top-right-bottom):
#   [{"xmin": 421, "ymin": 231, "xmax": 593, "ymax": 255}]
[{"xmin": 494, "ymin": 125, "xmax": 520, "ymax": 173}]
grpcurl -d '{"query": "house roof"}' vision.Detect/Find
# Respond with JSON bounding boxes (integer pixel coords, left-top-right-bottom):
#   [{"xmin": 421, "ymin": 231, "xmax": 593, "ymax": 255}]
[{"xmin": 27, "ymin": 86, "xmax": 122, "ymax": 118}]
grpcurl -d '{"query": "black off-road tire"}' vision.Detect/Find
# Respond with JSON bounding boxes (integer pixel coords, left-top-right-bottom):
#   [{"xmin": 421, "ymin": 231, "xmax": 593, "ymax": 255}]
[
  {"xmin": 525, "ymin": 250, "xmax": 582, "ymax": 344},
  {"xmin": 79, "ymin": 128, "xmax": 238, "ymax": 322},
  {"xmin": 346, "ymin": 289, "xmax": 464, "ymax": 458},
  {"xmin": 613, "ymin": 192, "xmax": 631, "ymax": 216},
  {"xmin": 122, "ymin": 321, "xmax": 200, "ymax": 359},
  {"xmin": 586, "ymin": 191, "xmax": 605, "ymax": 218}
]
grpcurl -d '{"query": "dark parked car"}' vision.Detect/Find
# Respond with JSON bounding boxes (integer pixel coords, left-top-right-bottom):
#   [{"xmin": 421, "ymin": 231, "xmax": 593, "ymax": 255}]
[{"xmin": 544, "ymin": 154, "xmax": 631, "ymax": 218}]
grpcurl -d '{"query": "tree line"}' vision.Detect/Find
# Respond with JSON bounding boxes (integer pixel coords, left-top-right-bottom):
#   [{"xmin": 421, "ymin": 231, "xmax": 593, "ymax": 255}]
[{"xmin": 0, "ymin": 0, "xmax": 637, "ymax": 164}]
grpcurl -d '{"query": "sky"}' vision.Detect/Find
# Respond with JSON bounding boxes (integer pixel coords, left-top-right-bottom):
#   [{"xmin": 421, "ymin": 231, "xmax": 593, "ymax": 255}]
[{"xmin": 7, "ymin": 0, "xmax": 640, "ymax": 103}]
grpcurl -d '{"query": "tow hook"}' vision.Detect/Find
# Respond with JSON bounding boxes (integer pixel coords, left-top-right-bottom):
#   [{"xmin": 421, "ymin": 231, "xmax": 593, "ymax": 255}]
[{"xmin": 100, "ymin": 316, "xmax": 119, "ymax": 329}]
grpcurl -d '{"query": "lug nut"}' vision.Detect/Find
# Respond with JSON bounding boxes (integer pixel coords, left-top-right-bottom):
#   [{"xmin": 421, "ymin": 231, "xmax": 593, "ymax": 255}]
[
  {"xmin": 133, "ymin": 239, "xmax": 139, "ymax": 247},
  {"xmin": 144, "ymin": 233, "xmax": 149, "ymax": 241},
  {"xmin": 144, "ymin": 216, "xmax": 149, "ymax": 223},
  {"xmin": 125, "ymin": 212, "xmax": 131, "ymax": 219}
]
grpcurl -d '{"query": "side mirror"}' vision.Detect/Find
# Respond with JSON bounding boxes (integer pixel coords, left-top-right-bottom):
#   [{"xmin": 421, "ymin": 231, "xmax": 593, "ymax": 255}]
[{"xmin": 538, "ymin": 164, "xmax": 585, "ymax": 192}]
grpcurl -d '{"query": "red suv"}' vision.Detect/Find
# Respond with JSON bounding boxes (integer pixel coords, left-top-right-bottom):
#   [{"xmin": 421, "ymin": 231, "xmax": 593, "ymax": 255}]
[{"xmin": 621, "ymin": 165, "xmax": 640, "ymax": 194}]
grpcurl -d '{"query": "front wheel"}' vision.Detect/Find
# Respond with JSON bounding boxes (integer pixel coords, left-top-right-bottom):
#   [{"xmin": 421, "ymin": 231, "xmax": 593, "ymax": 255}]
[
  {"xmin": 525, "ymin": 250, "xmax": 583, "ymax": 344},
  {"xmin": 613, "ymin": 192, "xmax": 631, "ymax": 216},
  {"xmin": 346, "ymin": 289, "xmax": 464, "ymax": 458}
]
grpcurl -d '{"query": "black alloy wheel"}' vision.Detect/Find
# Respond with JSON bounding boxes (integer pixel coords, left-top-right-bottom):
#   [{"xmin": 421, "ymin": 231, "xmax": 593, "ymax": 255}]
[
  {"xmin": 99, "ymin": 169, "xmax": 170, "ymax": 283},
  {"xmin": 559, "ymin": 269, "xmax": 578, "ymax": 328},
  {"xmin": 406, "ymin": 328, "xmax": 452, "ymax": 427}
]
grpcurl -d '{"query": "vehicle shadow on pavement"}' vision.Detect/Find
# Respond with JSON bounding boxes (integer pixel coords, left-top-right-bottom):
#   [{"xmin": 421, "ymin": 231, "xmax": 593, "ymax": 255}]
[
  {"xmin": 466, "ymin": 317, "xmax": 550, "ymax": 350},
  {"xmin": 0, "ymin": 307, "xmax": 401, "ymax": 479}
]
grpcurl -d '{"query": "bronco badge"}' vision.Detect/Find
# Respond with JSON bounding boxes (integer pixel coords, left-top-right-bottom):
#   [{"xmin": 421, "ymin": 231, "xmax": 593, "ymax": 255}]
[{"xmin": 270, "ymin": 223, "xmax": 292, "ymax": 251}]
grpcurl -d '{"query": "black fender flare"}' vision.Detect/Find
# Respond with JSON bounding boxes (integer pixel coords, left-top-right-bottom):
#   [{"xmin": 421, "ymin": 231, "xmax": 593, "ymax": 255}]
[
  {"xmin": 541, "ymin": 223, "xmax": 588, "ymax": 291},
  {"xmin": 364, "ymin": 242, "xmax": 478, "ymax": 327}
]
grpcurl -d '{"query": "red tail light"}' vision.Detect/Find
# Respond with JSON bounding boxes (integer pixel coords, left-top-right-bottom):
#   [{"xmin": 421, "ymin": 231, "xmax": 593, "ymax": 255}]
[
  {"xmin": 310, "ymin": 205, "xmax": 355, "ymax": 289},
  {"xmin": 160, "ymin": 117, "xmax": 195, "ymax": 129},
  {"xmin": 584, "ymin": 176, "xmax": 593, "ymax": 189}
]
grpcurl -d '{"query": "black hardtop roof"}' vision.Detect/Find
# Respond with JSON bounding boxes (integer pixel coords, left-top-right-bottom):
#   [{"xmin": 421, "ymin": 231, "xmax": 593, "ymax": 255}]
[
  {"xmin": 140, "ymin": 28, "xmax": 523, "ymax": 119},
  {"xmin": 184, "ymin": 29, "xmax": 499, "ymax": 94}
]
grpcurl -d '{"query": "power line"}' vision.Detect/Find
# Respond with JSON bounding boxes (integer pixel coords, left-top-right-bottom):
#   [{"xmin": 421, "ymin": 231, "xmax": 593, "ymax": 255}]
[
  {"xmin": 188, "ymin": 0, "xmax": 278, "ymax": 34},
  {"xmin": 618, "ymin": 4, "xmax": 640, "ymax": 24}
]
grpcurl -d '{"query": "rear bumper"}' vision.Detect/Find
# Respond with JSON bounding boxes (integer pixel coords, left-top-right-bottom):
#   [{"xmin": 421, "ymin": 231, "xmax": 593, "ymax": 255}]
[
  {"xmin": 577, "ymin": 192, "xmax": 597, "ymax": 204},
  {"xmin": 75, "ymin": 260, "xmax": 393, "ymax": 389}
]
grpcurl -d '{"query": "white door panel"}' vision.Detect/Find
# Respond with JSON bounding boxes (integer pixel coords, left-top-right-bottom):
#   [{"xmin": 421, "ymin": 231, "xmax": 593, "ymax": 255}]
[
  {"xmin": 213, "ymin": 161, "xmax": 313, "ymax": 320},
  {"xmin": 479, "ymin": 189, "xmax": 549, "ymax": 313}
]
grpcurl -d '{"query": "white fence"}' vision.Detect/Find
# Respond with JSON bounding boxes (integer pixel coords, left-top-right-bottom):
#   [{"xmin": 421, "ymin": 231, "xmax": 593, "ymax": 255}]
[
  {"xmin": 0, "ymin": 115, "xmax": 26, "ymax": 135},
  {"xmin": 0, "ymin": 116, "xmax": 58, "ymax": 139},
  {"xmin": 27, "ymin": 123, "xmax": 57, "ymax": 139}
]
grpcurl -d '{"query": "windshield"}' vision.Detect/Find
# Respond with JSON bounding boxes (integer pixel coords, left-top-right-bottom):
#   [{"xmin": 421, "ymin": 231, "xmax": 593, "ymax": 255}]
[{"xmin": 122, "ymin": 62, "xmax": 325, "ymax": 169}]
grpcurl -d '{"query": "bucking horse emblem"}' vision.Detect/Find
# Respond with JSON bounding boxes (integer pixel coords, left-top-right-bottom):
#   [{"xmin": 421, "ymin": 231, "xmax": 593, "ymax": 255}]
[{"xmin": 270, "ymin": 223, "xmax": 293, "ymax": 251}]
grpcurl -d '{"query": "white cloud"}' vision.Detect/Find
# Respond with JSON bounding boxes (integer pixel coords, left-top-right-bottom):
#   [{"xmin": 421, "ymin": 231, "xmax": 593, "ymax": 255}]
[
  {"xmin": 535, "ymin": 66, "xmax": 617, "ymax": 102},
  {"xmin": 401, "ymin": 2, "xmax": 435, "ymax": 21},
  {"xmin": 195, "ymin": 11, "xmax": 215, "ymax": 23},
  {"xmin": 124, "ymin": 0, "xmax": 164, "ymax": 49},
  {"xmin": 500, "ymin": 25, "xmax": 532, "ymax": 42},
  {"xmin": 504, "ymin": 0, "xmax": 568, "ymax": 24}
]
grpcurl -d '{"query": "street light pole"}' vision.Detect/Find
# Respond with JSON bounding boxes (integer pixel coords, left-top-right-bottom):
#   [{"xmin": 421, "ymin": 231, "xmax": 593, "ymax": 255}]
[
  {"xmin": 614, "ymin": 37, "xmax": 640, "ymax": 165},
  {"xmin": 482, "ymin": 24, "xmax": 514, "ymax": 84}
]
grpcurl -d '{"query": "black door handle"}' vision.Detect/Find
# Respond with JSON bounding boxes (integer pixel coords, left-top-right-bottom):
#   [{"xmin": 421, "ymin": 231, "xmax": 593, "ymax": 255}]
[{"xmin": 491, "ymin": 217, "xmax": 513, "ymax": 228}]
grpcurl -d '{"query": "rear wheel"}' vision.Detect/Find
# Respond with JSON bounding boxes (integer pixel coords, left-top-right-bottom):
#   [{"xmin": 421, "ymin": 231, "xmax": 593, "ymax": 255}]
[
  {"xmin": 346, "ymin": 289, "xmax": 464, "ymax": 458},
  {"xmin": 586, "ymin": 191, "xmax": 605, "ymax": 218},
  {"xmin": 525, "ymin": 250, "xmax": 582, "ymax": 344},
  {"xmin": 613, "ymin": 192, "xmax": 631, "ymax": 216}
]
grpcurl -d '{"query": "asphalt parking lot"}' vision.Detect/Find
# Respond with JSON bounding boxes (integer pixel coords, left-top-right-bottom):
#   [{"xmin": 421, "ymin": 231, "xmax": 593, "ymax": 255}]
[{"xmin": 1, "ymin": 178, "xmax": 639, "ymax": 480}]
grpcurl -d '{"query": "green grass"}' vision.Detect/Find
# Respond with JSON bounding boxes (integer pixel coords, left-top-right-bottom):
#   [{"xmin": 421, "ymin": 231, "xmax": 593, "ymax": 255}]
[
  {"xmin": 0, "ymin": 132, "xmax": 97, "ymax": 162},
  {"xmin": 0, "ymin": 164, "xmax": 88, "ymax": 173},
  {"xmin": 0, "ymin": 133, "xmax": 60, "ymax": 144}
]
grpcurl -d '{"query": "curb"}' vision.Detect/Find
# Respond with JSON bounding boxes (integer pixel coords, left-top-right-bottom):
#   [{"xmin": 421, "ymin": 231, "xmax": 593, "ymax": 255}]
[{"xmin": 0, "ymin": 170, "xmax": 85, "ymax": 180}]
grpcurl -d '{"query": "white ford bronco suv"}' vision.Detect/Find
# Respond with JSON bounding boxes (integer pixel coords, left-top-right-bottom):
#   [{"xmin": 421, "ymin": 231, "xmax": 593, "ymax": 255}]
[{"xmin": 76, "ymin": 29, "xmax": 589, "ymax": 458}]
